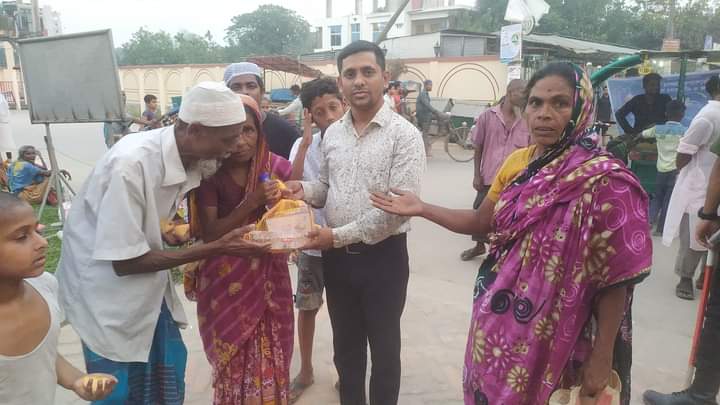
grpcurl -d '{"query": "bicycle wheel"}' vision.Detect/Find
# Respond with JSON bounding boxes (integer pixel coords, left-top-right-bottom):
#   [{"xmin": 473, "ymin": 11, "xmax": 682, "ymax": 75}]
[{"xmin": 445, "ymin": 125, "xmax": 474, "ymax": 162}]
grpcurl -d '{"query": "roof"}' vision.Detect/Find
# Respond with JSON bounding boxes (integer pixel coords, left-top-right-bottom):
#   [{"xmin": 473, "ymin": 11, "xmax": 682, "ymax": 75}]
[
  {"xmin": 246, "ymin": 56, "xmax": 324, "ymax": 78},
  {"xmin": 522, "ymin": 33, "xmax": 638, "ymax": 55}
]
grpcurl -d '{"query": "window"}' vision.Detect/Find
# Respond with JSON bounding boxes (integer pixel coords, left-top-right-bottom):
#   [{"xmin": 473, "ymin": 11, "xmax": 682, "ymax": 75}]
[
  {"xmin": 0, "ymin": 48, "xmax": 7, "ymax": 69},
  {"xmin": 330, "ymin": 25, "xmax": 342, "ymax": 47},
  {"xmin": 351, "ymin": 23, "xmax": 361, "ymax": 43},
  {"xmin": 372, "ymin": 23, "xmax": 386, "ymax": 42}
]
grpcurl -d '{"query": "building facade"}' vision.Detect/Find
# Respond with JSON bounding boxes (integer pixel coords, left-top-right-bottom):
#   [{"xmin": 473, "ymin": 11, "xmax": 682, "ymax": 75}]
[{"xmin": 314, "ymin": 0, "xmax": 474, "ymax": 51}]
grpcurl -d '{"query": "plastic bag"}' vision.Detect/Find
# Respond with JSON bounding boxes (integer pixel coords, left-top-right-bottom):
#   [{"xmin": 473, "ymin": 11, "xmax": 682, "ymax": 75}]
[
  {"xmin": 246, "ymin": 178, "xmax": 316, "ymax": 252},
  {"xmin": 548, "ymin": 370, "xmax": 621, "ymax": 405}
]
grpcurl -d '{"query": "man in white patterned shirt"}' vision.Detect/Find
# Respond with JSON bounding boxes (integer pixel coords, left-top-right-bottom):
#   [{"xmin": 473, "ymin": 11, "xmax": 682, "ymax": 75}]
[{"xmin": 280, "ymin": 40, "xmax": 425, "ymax": 405}]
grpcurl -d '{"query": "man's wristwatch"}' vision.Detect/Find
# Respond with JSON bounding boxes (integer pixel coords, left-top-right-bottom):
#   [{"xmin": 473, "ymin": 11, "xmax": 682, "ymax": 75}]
[{"xmin": 697, "ymin": 207, "xmax": 720, "ymax": 221}]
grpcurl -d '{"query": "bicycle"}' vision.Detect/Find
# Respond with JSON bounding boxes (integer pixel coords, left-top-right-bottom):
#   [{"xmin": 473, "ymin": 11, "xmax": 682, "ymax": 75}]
[{"xmin": 420, "ymin": 115, "xmax": 475, "ymax": 163}]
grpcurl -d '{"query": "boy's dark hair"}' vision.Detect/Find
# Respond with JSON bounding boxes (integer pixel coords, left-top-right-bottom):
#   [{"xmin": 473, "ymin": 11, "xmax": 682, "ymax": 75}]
[
  {"xmin": 666, "ymin": 99, "xmax": 686, "ymax": 119},
  {"xmin": 144, "ymin": 94, "xmax": 157, "ymax": 104},
  {"xmin": 0, "ymin": 191, "xmax": 27, "ymax": 215},
  {"xmin": 643, "ymin": 73, "xmax": 662, "ymax": 87},
  {"xmin": 336, "ymin": 40, "xmax": 386, "ymax": 74},
  {"xmin": 301, "ymin": 78, "xmax": 342, "ymax": 110},
  {"xmin": 290, "ymin": 84, "xmax": 301, "ymax": 93}
]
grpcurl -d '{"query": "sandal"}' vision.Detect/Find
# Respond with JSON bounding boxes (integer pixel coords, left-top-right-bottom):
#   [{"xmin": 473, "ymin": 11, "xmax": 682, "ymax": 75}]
[
  {"xmin": 460, "ymin": 245, "xmax": 486, "ymax": 261},
  {"xmin": 676, "ymin": 278, "xmax": 695, "ymax": 300},
  {"xmin": 289, "ymin": 376, "xmax": 314, "ymax": 404}
]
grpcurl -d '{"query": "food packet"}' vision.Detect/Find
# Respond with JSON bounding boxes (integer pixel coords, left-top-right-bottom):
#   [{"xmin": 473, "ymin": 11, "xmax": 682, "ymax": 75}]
[{"xmin": 245, "ymin": 174, "xmax": 316, "ymax": 252}]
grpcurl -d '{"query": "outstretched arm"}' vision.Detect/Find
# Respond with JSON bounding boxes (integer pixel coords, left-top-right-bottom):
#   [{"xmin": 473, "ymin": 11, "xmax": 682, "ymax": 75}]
[{"xmin": 371, "ymin": 189, "xmax": 495, "ymax": 236}]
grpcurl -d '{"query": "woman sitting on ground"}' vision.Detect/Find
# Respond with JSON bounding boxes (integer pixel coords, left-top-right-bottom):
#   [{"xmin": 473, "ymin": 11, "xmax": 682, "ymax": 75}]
[
  {"xmin": 6, "ymin": 145, "xmax": 53, "ymax": 205},
  {"xmin": 371, "ymin": 62, "xmax": 651, "ymax": 404}
]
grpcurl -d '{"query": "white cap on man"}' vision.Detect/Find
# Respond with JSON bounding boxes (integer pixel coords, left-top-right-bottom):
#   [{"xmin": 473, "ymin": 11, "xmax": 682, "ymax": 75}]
[
  {"xmin": 178, "ymin": 81, "xmax": 246, "ymax": 127},
  {"xmin": 223, "ymin": 62, "xmax": 262, "ymax": 85}
]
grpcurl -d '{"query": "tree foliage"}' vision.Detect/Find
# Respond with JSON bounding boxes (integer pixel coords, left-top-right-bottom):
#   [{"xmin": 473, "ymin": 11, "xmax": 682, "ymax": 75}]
[
  {"xmin": 118, "ymin": 28, "xmax": 225, "ymax": 65},
  {"xmin": 117, "ymin": 5, "xmax": 315, "ymax": 66},
  {"xmin": 225, "ymin": 5, "xmax": 313, "ymax": 57},
  {"xmin": 465, "ymin": 0, "xmax": 720, "ymax": 50}
]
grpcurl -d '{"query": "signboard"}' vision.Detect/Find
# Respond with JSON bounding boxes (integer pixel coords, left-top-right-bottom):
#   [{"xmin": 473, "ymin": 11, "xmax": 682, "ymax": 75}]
[
  {"xmin": 500, "ymin": 24, "xmax": 523, "ymax": 64},
  {"xmin": 18, "ymin": 30, "xmax": 124, "ymax": 124},
  {"xmin": 507, "ymin": 64, "xmax": 523, "ymax": 83},
  {"xmin": 606, "ymin": 69, "xmax": 720, "ymax": 134}
]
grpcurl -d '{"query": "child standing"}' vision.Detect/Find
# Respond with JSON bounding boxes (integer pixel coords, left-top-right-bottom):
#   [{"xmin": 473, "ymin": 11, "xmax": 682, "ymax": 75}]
[
  {"xmin": 0, "ymin": 192, "xmax": 116, "ymax": 404},
  {"xmin": 287, "ymin": 77, "xmax": 345, "ymax": 403},
  {"xmin": 142, "ymin": 94, "xmax": 160, "ymax": 130},
  {"xmin": 641, "ymin": 99, "xmax": 687, "ymax": 235}
]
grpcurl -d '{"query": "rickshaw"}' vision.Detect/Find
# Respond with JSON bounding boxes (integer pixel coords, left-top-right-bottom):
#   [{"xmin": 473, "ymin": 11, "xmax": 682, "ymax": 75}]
[
  {"xmin": 590, "ymin": 49, "xmax": 720, "ymax": 387},
  {"xmin": 590, "ymin": 50, "xmax": 720, "ymax": 194}
]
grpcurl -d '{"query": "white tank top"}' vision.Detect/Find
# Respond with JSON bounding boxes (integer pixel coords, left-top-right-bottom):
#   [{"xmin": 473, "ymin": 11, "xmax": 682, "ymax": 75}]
[{"xmin": 0, "ymin": 273, "xmax": 63, "ymax": 405}]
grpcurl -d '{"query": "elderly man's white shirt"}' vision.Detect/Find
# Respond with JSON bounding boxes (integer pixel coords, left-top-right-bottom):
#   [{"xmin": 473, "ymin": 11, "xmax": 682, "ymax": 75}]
[{"xmin": 56, "ymin": 126, "xmax": 201, "ymax": 362}]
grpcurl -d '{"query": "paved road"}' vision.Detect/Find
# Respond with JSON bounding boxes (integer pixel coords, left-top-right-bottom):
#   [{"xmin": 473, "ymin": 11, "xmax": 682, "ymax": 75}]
[{"xmin": 6, "ymin": 111, "xmax": 702, "ymax": 404}]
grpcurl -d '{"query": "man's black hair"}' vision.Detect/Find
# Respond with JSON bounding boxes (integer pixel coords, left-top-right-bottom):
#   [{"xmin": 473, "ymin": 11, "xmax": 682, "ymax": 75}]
[
  {"xmin": 143, "ymin": 94, "xmax": 157, "ymax": 104},
  {"xmin": 643, "ymin": 73, "xmax": 662, "ymax": 87},
  {"xmin": 300, "ymin": 77, "xmax": 342, "ymax": 110},
  {"xmin": 290, "ymin": 84, "xmax": 301, "ymax": 93},
  {"xmin": 336, "ymin": 40, "xmax": 386, "ymax": 74},
  {"xmin": 706, "ymin": 74, "xmax": 720, "ymax": 97}
]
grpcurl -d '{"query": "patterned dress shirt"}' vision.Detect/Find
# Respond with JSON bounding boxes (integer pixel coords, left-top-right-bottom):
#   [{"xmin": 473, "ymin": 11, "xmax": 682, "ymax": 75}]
[{"xmin": 301, "ymin": 103, "xmax": 426, "ymax": 247}]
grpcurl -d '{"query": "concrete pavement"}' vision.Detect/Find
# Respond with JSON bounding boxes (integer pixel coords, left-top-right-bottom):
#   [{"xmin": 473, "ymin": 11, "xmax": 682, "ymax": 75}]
[{"xmin": 5, "ymin": 111, "xmax": 701, "ymax": 404}]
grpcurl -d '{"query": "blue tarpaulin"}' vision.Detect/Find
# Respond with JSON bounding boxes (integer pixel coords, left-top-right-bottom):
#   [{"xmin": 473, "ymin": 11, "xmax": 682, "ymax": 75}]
[
  {"xmin": 607, "ymin": 70, "xmax": 720, "ymax": 134},
  {"xmin": 270, "ymin": 89, "xmax": 295, "ymax": 103}
]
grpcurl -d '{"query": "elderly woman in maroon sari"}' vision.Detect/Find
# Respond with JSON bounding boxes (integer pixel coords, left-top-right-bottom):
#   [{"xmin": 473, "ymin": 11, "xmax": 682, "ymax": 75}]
[
  {"xmin": 372, "ymin": 63, "xmax": 651, "ymax": 404},
  {"xmin": 185, "ymin": 94, "xmax": 294, "ymax": 405}
]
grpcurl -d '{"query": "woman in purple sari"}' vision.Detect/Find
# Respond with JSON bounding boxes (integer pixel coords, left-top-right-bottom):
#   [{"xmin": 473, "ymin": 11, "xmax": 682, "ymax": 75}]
[
  {"xmin": 185, "ymin": 94, "xmax": 294, "ymax": 405},
  {"xmin": 371, "ymin": 63, "xmax": 651, "ymax": 404}
]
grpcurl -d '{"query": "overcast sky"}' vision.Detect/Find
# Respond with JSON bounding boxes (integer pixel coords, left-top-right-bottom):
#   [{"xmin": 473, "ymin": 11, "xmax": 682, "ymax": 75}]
[{"xmin": 45, "ymin": 0, "xmax": 358, "ymax": 46}]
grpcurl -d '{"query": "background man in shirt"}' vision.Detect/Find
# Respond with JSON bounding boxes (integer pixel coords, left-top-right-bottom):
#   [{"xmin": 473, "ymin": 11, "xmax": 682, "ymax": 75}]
[
  {"xmin": 223, "ymin": 62, "xmax": 300, "ymax": 159},
  {"xmin": 461, "ymin": 79, "xmax": 529, "ymax": 261},
  {"xmin": 662, "ymin": 76, "xmax": 720, "ymax": 300},
  {"xmin": 644, "ymin": 137, "xmax": 720, "ymax": 405},
  {"xmin": 56, "ymin": 82, "xmax": 270, "ymax": 404},
  {"xmin": 281, "ymin": 40, "xmax": 425, "ymax": 405},
  {"xmin": 278, "ymin": 84, "xmax": 304, "ymax": 128},
  {"xmin": 615, "ymin": 72, "xmax": 672, "ymax": 135},
  {"xmin": 641, "ymin": 100, "xmax": 686, "ymax": 235},
  {"xmin": 415, "ymin": 79, "xmax": 449, "ymax": 157},
  {"xmin": 287, "ymin": 77, "xmax": 345, "ymax": 404}
]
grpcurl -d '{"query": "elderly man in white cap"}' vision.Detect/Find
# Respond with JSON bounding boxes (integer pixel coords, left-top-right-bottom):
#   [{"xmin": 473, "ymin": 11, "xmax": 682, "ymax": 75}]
[
  {"xmin": 56, "ymin": 82, "xmax": 269, "ymax": 404},
  {"xmin": 224, "ymin": 62, "xmax": 299, "ymax": 159}
]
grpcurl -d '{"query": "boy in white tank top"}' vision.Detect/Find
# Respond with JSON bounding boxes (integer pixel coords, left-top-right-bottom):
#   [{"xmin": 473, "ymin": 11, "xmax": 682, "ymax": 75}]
[{"xmin": 0, "ymin": 192, "xmax": 117, "ymax": 404}]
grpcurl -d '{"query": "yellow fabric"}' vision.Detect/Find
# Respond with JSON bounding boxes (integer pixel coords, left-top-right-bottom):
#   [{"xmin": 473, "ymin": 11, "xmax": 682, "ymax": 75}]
[
  {"xmin": 487, "ymin": 145, "xmax": 537, "ymax": 203},
  {"xmin": 18, "ymin": 177, "xmax": 50, "ymax": 204},
  {"xmin": 255, "ymin": 179, "xmax": 313, "ymax": 231}
]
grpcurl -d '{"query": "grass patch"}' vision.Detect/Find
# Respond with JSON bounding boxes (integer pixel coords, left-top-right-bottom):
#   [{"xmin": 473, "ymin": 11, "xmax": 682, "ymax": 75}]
[{"xmin": 35, "ymin": 204, "xmax": 62, "ymax": 273}]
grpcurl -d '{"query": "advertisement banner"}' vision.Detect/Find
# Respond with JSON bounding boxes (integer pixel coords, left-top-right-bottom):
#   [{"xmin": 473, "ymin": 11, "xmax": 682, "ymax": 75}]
[{"xmin": 500, "ymin": 24, "xmax": 523, "ymax": 64}]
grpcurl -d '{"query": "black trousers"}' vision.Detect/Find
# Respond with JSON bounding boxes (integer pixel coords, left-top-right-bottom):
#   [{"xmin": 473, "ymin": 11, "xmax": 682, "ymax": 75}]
[
  {"xmin": 323, "ymin": 233, "xmax": 409, "ymax": 405},
  {"xmin": 691, "ymin": 260, "xmax": 720, "ymax": 397}
]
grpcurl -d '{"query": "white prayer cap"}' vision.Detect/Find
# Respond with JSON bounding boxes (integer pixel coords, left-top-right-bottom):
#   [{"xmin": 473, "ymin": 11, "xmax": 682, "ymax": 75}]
[
  {"xmin": 224, "ymin": 62, "xmax": 263, "ymax": 85},
  {"xmin": 178, "ymin": 81, "xmax": 246, "ymax": 127}
]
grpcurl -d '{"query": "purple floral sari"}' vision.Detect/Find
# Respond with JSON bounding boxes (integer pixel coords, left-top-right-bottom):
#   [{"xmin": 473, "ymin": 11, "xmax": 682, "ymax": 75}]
[{"xmin": 462, "ymin": 65, "xmax": 652, "ymax": 404}]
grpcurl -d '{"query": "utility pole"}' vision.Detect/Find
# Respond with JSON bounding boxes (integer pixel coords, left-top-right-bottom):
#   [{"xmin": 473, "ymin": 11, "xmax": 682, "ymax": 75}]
[
  {"xmin": 31, "ymin": 0, "xmax": 41, "ymax": 35},
  {"xmin": 374, "ymin": 0, "xmax": 411, "ymax": 44}
]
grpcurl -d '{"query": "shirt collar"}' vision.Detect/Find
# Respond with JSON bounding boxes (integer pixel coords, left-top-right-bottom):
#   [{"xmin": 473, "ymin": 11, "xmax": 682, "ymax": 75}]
[
  {"xmin": 341, "ymin": 102, "xmax": 393, "ymax": 136},
  {"xmin": 161, "ymin": 127, "xmax": 197, "ymax": 188}
]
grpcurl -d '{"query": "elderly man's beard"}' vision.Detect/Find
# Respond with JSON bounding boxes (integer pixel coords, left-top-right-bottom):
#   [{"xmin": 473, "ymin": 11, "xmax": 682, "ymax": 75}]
[{"xmin": 194, "ymin": 159, "xmax": 222, "ymax": 179}]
